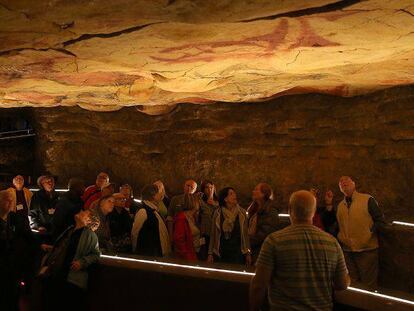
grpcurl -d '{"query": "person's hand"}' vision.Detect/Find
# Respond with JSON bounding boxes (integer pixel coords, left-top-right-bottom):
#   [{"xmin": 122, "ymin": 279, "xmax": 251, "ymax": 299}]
[
  {"xmin": 324, "ymin": 190, "xmax": 334, "ymax": 209},
  {"xmin": 71, "ymin": 260, "xmax": 82, "ymax": 271},
  {"xmin": 246, "ymin": 254, "xmax": 252, "ymax": 267},
  {"xmin": 207, "ymin": 255, "xmax": 214, "ymax": 263},
  {"xmin": 40, "ymin": 244, "xmax": 53, "ymax": 252},
  {"xmin": 38, "ymin": 227, "xmax": 47, "ymax": 233}
]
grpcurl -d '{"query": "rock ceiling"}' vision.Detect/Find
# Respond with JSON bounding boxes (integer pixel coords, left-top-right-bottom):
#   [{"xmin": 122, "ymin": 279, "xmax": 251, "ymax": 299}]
[{"xmin": 0, "ymin": 0, "xmax": 413, "ymax": 114}]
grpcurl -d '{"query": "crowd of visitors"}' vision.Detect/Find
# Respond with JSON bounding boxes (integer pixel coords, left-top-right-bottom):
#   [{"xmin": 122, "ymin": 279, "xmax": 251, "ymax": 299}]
[{"xmin": 0, "ymin": 171, "xmax": 386, "ymax": 310}]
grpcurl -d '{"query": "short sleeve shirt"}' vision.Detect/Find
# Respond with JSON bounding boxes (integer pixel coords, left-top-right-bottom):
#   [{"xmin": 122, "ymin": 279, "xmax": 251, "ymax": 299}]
[{"xmin": 257, "ymin": 224, "xmax": 348, "ymax": 311}]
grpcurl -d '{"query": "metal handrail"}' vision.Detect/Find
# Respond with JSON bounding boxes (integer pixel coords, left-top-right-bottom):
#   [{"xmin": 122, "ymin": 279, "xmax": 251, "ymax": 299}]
[
  {"xmin": 0, "ymin": 133, "xmax": 36, "ymax": 140},
  {"xmin": 0, "ymin": 129, "xmax": 34, "ymax": 136}
]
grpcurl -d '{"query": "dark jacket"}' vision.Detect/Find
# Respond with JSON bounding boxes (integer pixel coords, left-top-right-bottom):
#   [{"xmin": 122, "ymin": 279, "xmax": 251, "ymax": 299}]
[
  {"xmin": 248, "ymin": 201, "xmax": 282, "ymax": 261},
  {"xmin": 109, "ymin": 208, "xmax": 132, "ymax": 253},
  {"xmin": 90, "ymin": 207, "xmax": 113, "ymax": 253},
  {"xmin": 52, "ymin": 192, "xmax": 83, "ymax": 242},
  {"xmin": 0, "ymin": 214, "xmax": 18, "ymax": 311},
  {"xmin": 134, "ymin": 204, "xmax": 162, "ymax": 257},
  {"xmin": 29, "ymin": 189, "xmax": 59, "ymax": 231},
  {"xmin": 0, "ymin": 212, "xmax": 34, "ymax": 310}
]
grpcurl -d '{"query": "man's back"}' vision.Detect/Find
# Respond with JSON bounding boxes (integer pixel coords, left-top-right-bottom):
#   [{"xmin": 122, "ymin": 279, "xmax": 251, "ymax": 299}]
[{"xmin": 257, "ymin": 224, "xmax": 347, "ymax": 311}]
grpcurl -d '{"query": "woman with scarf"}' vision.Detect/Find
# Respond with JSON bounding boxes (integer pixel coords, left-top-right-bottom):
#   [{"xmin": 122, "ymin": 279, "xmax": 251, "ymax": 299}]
[
  {"xmin": 131, "ymin": 184, "xmax": 171, "ymax": 257},
  {"xmin": 208, "ymin": 187, "xmax": 251, "ymax": 266}
]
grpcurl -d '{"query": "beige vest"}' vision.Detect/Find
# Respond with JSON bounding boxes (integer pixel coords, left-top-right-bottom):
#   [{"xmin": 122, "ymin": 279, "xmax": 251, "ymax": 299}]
[
  {"xmin": 337, "ymin": 191, "xmax": 378, "ymax": 252},
  {"xmin": 7, "ymin": 187, "xmax": 33, "ymax": 212}
]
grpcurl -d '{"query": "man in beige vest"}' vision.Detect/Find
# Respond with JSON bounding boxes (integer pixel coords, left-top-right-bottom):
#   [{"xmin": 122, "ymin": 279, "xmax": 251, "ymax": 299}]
[{"xmin": 336, "ymin": 176, "xmax": 385, "ymax": 289}]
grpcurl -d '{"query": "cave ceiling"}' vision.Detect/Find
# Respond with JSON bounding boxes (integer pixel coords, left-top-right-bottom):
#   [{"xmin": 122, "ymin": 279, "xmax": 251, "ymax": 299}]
[{"xmin": 0, "ymin": 0, "xmax": 414, "ymax": 114}]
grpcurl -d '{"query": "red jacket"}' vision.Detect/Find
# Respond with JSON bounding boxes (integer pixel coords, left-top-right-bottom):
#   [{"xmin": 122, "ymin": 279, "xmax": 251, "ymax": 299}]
[
  {"xmin": 173, "ymin": 212, "xmax": 197, "ymax": 261},
  {"xmin": 82, "ymin": 185, "xmax": 101, "ymax": 210}
]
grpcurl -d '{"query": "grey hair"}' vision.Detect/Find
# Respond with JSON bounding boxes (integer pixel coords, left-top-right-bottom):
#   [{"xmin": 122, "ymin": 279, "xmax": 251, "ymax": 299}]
[{"xmin": 289, "ymin": 190, "xmax": 316, "ymax": 221}]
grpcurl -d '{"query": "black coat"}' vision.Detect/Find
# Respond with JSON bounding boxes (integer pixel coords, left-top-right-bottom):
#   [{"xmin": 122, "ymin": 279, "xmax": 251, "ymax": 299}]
[
  {"xmin": 29, "ymin": 189, "xmax": 59, "ymax": 231},
  {"xmin": 135, "ymin": 204, "xmax": 162, "ymax": 257},
  {"xmin": 51, "ymin": 192, "xmax": 83, "ymax": 242}
]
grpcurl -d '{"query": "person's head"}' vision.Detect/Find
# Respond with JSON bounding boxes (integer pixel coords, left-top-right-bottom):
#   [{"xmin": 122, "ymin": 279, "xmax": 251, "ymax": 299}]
[
  {"xmin": 113, "ymin": 193, "xmax": 126, "ymax": 208},
  {"xmin": 120, "ymin": 184, "xmax": 133, "ymax": 198},
  {"xmin": 101, "ymin": 183, "xmax": 115, "ymax": 197},
  {"xmin": 183, "ymin": 179, "xmax": 197, "ymax": 195},
  {"xmin": 38, "ymin": 175, "xmax": 55, "ymax": 192},
  {"xmin": 0, "ymin": 190, "xmax": 13, "ymax": 218},
  {"xmin": 309, "ymin": 187, "xmax": 321, "ymax": 203},
  {"xmin": 218, "ymin": 187, "xmax": 237, "ymax": 207},
  {"xmin": 153, "ymin": 180, "xmax": 166, "ymax": 200},
  {"xmin": 96, "ymin": 172, "xmax": 109, "ymax": 188},
  {"xmin": 141, "ymin": 184, "xmax": 162, "ymax": 202},
  {"xmin": 252, "ymin": 183, "xmax": 273, "ymax": 202},
  {"xmin": 200, "ymin": 180, "xmax": 217, "ymax": 201},
  {"xmin": 68, "ymin": 178, "xmax": 85, "ymax": 197},
  {"xmin": 339, "ymin": 176, "xmax": 356, "ymax": 197},
  {"xmin": 183, "ymin": 193, "xmax": 200, "ymax": 214},
  {"xmin": 288, "ymin": 190, "xmax": 316, "ymax": 224},
  {"xmin": 74, "ymin": 209, "xmax": 91, "ymax": 227},
  {"xmin": 98, "ymin": 194, "xmax": 115, "ymax": 215},
  {"xmin": 13, "ymin": 175, "xmax": 24, "ymax": 190}
]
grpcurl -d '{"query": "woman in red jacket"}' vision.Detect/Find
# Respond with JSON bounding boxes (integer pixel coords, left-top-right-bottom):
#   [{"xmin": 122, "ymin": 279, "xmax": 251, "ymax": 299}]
[{"xmin": 173, "ymin": 194, "xmax": 202, "ymax": 261}]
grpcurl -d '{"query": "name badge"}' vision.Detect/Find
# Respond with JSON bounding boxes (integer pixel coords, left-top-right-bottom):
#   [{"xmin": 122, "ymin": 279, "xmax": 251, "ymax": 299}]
[
  {"xmin": 48, "ymin": 208, "xmax": 55, "ymax": 215},
  {"xmin": 16, "ymin": 204, "xmax": 24, "ymax": 211}
]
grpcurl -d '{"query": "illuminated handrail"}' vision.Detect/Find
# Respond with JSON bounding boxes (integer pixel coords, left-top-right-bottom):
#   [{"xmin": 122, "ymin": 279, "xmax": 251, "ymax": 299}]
[
  {"xmin": 392, "ymin": 221, "xmax": 414, "ymax": 228},
  {"xmin": 101, "ymin": 254, "xmax": 414, "ymax": 306}
]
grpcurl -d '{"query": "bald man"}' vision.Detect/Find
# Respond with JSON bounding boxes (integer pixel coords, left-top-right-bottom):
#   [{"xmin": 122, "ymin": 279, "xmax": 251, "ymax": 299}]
[
  {"xmin": 336, "ymin": 176, "xmax": 385, "ymax": 289},
  {"xmin": 166, "ymin": 180, "xmax": 197, "ymax": 239},
  {"xmin": 250, "ymin": 190, "xmax": 350, "ymax": 311}
]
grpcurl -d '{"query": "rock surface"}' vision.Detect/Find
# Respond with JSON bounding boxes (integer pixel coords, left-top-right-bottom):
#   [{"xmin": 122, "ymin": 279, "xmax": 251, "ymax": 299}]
[
  {"xmin": 32, "ymin": 85, "xmax": 414, "ymax": 222},
  {"xmin": 1, "ymin": 0, "xmax": 414, "ymax": 112}
]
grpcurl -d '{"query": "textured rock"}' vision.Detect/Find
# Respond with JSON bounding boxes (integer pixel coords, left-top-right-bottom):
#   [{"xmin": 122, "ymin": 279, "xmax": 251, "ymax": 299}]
[
  {"xmin": 1, "ymin": 0, "xmax": 414, "ymax": 112},
  {"xmin": 0, "ymin": 108, "xmax": 35, "ymax": 187},
  {"xmin": 31, "ymin": 85, "xmax": 414, "ymax": 222}
]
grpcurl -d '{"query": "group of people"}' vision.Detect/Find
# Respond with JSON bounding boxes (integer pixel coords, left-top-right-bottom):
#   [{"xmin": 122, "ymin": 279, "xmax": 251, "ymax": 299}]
[{"xmin": 0, "ymin": 172, "xmax": 386, "ymax": 310}]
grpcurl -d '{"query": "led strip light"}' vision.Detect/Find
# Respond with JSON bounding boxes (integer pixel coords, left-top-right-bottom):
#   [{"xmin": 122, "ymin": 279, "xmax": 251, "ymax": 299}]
[
  {"xmin": 392, "ymin": 221, "xmax": 414, "ymax": 228},
  {"xmin": 101, "ymin": 254, "xmax": 254, "ymax": 276},
  {"xmin": 347, "ymin": 286, "xmax": 414, "ymax": 306},
  {"xmin": 101, "ymin": 254, "xmax": 414, "ymax": 306},
  {"xmin": 29, "ymin": 188, "xmax": 68, "ymax": 192}
]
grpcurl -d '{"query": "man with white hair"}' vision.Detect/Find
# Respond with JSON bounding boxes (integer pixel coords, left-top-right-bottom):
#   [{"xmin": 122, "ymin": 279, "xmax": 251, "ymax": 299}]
[
  {"xmin": 336, "ymin": 176, "xmax": 385, "ymax": 289},
  {"xmin": 250, "ymin": 190, "xmax": 350, "ymax": 311}
]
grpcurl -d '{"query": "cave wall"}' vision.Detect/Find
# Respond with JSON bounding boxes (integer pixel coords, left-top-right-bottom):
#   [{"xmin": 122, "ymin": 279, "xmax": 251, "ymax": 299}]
[
  {"xmin": 0, "ymin": 108, "xmax": 36, "ymax": 188},
  {"xmin": 31, "ymin": 85, "xmax": 414, "ymax": 222}
]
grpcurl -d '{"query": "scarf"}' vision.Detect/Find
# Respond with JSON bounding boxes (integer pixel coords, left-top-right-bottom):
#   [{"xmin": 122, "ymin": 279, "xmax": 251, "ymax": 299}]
[
  {"xmin": 221, "ymin": 205, "xmax": 239, "ymax": 239},
  {"xmin": 143, "ymin": 200, "xmax": 171, "ymax": 256}
]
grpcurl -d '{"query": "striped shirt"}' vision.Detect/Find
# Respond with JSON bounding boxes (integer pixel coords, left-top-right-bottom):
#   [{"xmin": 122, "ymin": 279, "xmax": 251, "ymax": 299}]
[{"xmin": 256, "ymin": 224, "xmax": 348, "ymax": 311}]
